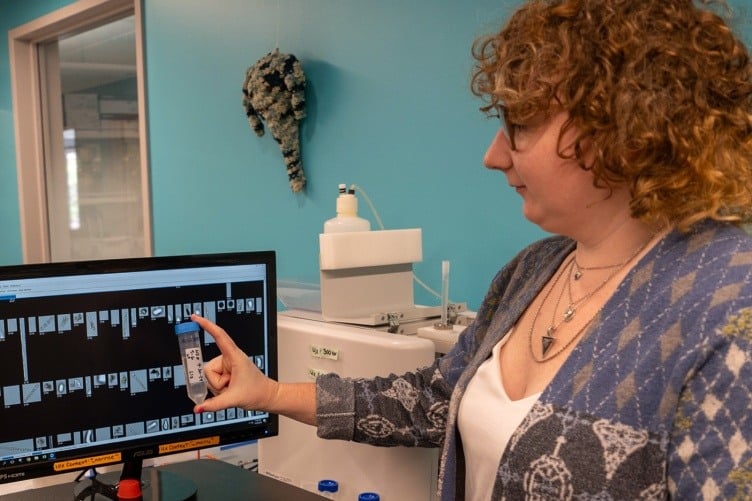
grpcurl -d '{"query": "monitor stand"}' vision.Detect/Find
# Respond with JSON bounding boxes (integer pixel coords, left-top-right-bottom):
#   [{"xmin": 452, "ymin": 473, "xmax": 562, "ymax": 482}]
[{"xmin": 72, "ymin": 460, "xmax": 197, "ymax": 501}]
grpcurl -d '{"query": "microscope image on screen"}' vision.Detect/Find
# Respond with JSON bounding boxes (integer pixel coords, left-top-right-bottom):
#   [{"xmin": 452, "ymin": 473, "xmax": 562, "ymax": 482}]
[{"xmin": 0, "ymin": 252, "xmax": 278, "ymax": 492}]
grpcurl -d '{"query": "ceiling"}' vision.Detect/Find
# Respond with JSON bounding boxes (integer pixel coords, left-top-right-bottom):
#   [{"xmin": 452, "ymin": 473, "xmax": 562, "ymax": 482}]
[{"xmin": 57, "ymin": 15, "xmax": 136, "ymax": 94}]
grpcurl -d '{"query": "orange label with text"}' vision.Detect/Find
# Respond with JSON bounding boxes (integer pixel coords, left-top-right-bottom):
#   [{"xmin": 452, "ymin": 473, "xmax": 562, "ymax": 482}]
[
  {"xmin": 54, "ymin": 453, "xmax": 122, "ymax": 472},
  {"xmin": 159, "ymin": 436, "xmax": 219, "ymax": 454}
]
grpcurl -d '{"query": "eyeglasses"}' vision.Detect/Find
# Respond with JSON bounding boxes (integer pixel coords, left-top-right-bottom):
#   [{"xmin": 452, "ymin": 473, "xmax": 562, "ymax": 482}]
[
  {"xmin": 491, "ymin": 105, "xmax": 560, "ymax": 152},
  {"xmin": 490, "ymin": 104, "xmax": 517, "ymax": 151}
]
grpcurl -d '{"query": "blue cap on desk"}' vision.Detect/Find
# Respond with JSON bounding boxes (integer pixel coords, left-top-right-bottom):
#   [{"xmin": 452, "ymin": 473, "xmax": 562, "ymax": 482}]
[{"xmin": 317, "ymin": 479, "xmax": 339, "ymax": 493}]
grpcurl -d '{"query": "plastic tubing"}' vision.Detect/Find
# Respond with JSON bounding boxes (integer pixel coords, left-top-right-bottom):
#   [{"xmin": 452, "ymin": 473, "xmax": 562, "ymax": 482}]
[{"xmin": 441, "ymin": 260, "xmax": 450, "ymax": 326}]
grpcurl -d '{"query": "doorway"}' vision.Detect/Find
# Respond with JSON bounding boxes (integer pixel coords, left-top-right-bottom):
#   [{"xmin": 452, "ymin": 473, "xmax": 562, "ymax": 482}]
[{"xmin": 9, "ymin": 0, "xmax": 151, "ymax": 263}]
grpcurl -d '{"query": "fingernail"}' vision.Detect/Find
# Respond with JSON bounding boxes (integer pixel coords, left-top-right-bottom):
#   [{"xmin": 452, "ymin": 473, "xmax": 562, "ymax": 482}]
[{"xmin": 196, "ymin": 406, "xmax": 205, "ymax": 414}]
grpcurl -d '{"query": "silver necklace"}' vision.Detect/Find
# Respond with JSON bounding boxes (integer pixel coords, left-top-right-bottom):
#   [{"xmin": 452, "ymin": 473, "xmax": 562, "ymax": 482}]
[
  {"xmin": 528, "ymin": 234, "xmax": 655, "ymax": 362},
  {"xmin": 562, "ymin": 251, "xmax": 637, "ymax": 323},
  {"xmin": 540, "ymin": 258, "xmax": 619, "ymax": 355},
  {"xmin": 572, "ymin": 259, "xmax": 623, "ymax": 280},
  {"xmin": 572, "ymin": 234, "xmax": 655, "ymax": 281}
]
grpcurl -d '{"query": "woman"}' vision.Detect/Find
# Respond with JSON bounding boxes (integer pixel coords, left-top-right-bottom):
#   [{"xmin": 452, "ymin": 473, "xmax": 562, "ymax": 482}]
[{"xmin": 193, "ymin": 0, "xmax": 752, "ymax": 498}]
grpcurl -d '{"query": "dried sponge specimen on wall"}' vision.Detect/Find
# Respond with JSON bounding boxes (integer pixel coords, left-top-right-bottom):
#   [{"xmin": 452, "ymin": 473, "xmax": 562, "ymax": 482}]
[{"xmin": 243, "ymin": 49, "xmax": 307, "ymax": 193}]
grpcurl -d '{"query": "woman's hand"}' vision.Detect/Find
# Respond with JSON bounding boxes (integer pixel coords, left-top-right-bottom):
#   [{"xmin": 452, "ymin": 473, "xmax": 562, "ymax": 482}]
[
  {"xmin": 191, "ymin": 314, "xmax": 278, "ymax": 414},
  {"xmin": 190, "ymin": 313, "xmax": 317, "ymax": 425}
]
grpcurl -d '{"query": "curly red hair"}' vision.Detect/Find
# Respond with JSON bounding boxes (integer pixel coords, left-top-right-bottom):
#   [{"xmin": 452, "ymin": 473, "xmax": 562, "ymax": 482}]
[{"xmin": 471, "ymin": 0, "xmax": 752, "ymax": 230}]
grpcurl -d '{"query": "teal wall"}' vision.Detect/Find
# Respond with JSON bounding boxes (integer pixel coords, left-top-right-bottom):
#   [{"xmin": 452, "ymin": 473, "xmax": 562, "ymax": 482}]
[
  {"xmin": 141, "ymin": 0, "xmax": 543, "ymax": 311},
  {"xmin": 2, "ymin": 1, "xmax": 750, "ymax": 309}
]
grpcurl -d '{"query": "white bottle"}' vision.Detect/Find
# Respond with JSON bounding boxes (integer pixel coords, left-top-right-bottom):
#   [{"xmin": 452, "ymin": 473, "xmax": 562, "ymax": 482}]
[{"xmin": 323, "ymin": 184, "xmax": 371, "ymax": 233}]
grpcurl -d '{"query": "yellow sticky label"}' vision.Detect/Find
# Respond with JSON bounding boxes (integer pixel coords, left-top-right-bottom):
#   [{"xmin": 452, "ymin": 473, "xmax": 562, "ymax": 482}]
[
  {"xmin": 307, "ymin": 367, "xmax": 328, "ymax": 379},
  {"xmin": 54, "ymin": 453, "xmax": 122, "ymax": 471},
  {"xmin": 159, "ymin": 436, "xmax": 219, "ymax": 454},
  {"xmin": 310, "ymin": 345, "xmax": 339, "ymax": 360}
]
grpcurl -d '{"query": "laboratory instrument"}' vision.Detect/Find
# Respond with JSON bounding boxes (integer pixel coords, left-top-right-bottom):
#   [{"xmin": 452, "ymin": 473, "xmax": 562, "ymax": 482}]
[{"xmin": 262, "ymin": 209, "xmax": 474, "ymax": 500}]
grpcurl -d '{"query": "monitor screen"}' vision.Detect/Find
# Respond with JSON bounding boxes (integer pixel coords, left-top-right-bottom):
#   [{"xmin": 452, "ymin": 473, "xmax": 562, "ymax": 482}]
[{"xmin": 0, "ymin": 251, "xmax": 277, "ymax": 490}]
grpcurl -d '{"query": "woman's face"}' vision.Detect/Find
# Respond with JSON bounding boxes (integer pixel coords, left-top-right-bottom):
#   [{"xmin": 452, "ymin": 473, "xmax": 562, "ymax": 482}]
[{"xmin": 483, "ymin": 111, "xmax": 630, "ymax": 237}]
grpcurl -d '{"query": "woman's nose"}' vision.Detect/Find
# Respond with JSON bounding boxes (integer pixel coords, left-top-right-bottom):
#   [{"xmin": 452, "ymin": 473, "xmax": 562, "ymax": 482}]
[{"xmin": 483, "ymin": 128, "xmax": 513, "ymax": 171}]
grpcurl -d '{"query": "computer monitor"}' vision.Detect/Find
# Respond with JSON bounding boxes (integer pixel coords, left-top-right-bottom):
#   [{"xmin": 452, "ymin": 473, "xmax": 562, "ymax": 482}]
[{"xmin": 0, "ymin": 251, "xmax": 277, "ymax": 499}]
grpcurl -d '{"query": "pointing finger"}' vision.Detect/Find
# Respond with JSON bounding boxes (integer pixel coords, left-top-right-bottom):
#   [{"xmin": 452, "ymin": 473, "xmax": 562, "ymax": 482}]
[{"xmin": 190, "ymin": 314, "xmax": 240, "ymax": 355}]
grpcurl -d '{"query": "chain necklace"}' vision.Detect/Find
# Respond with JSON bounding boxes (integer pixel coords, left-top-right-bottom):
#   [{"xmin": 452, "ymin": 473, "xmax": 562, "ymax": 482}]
[
  {"xmin": 528, "ymin": 234, "xmax": 656, "ymax": 363},
  {"xmin": 572, "ymin": 259, "xmax": 624, "ymax": 280},
  {"xmin": 563, "ymin": 244, "xmax": 643, "ymax": 322},
  {"xmin": 540, "ymin": 258, "xmax": 620, "ymax": 355}
]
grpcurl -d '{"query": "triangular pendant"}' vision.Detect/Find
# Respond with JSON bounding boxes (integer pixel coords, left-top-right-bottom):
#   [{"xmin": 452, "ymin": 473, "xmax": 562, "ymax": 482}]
[{"xmin": 542, "ymin": 335, "xmax": 555, "ymax": 355}]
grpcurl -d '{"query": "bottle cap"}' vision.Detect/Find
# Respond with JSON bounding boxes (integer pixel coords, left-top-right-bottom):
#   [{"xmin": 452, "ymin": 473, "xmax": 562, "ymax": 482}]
[
  {"xmin": 358, "ymin": 494, "xmax": 380, "ymax": 501},
  {"xmin": 174, "ymin": 321, "xmax": 199, "ymax": 335},
  {"xmin": 117, "ymin": 478, "xmax": 142, "ymax": 500},
  {"xmin": 317, "ymin": 479, "xmax": 339, "ymax": 492},
  {"xmin": 336, "ymin": 193, "xmax": 357, "ymax": 216}
]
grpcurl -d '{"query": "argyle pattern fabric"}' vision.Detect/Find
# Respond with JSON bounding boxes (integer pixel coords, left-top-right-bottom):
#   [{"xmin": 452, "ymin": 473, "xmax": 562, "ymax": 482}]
[{"xmin": 317, "ymin": 220, "xmax": 752, "ymax": 500}]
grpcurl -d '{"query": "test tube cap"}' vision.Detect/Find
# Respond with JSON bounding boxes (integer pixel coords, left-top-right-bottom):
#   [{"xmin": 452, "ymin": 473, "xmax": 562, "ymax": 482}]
[
  {"xmin": 317, "ymin": 479, "xmax": 339, "ymax": 493},
  {"xmin": 174, "ymin": 321, "xmax": 199, "ymax": 335}
]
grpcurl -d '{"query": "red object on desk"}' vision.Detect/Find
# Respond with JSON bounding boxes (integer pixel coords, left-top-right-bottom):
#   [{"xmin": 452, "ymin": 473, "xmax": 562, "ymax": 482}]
[{"xmin": 117, "ymin": 478, "xmax": 142, "ymax": 500}]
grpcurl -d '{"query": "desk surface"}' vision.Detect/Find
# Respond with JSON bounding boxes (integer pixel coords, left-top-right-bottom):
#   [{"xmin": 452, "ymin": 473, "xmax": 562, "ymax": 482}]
[{"xmin": 0, "ymin": 459, "xmax": 325, "ymax": 501}]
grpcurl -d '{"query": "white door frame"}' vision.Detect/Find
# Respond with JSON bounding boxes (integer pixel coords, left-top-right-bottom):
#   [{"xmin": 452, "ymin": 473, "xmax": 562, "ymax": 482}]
[{"xmin": 8, "ymin": 0, "xmax": 152, "ymax": 263}]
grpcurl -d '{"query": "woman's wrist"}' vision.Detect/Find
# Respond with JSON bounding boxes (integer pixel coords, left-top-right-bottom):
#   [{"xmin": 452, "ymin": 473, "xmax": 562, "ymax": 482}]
[
  {"xmin": 262, "ymin": 377, "xmax": 282, "ymax": 413},
  {"xmin": 263, "ymin": 381, "xmax": 317, "ymax": 426}
]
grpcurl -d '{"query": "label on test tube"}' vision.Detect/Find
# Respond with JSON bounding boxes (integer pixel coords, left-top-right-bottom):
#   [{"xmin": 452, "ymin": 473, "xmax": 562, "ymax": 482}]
[{"xmin": 174, "ymin": 321, "xmax": 207, "ymax": 405}]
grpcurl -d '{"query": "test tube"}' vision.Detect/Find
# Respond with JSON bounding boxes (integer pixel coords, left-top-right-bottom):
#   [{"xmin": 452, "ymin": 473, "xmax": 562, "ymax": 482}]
[{"xmin": 174, "ymin": 321, "xmax": 207, "ymax": 405}]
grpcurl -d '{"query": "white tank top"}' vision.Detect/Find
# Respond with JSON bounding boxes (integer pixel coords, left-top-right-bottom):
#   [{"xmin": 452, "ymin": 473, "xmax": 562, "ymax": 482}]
[{"xmin": 457, "ymin": 335, "xmax": 540, "ymax": 501}]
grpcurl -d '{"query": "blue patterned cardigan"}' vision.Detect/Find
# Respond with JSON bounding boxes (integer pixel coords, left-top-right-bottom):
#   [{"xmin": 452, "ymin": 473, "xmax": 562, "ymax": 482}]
[{"xmin": 316, "ymin": 221, "xmax": 752, "ymax": 500}]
